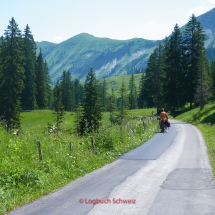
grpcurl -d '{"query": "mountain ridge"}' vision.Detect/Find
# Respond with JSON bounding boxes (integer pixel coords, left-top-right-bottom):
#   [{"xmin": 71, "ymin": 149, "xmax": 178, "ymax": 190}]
[
  {"xmin": 36, "ymin": 7, "xmax": 215, "ymax": 83},
  {"xmin": 37, "ymin": 33, "xmax": 160, "ymax": 82}
]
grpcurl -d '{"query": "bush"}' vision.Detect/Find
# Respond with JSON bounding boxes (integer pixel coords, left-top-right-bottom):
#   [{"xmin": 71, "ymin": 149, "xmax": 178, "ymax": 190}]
[{"xmin": 94, "ymin": 126, "xmax": 115, "ymax": 150}]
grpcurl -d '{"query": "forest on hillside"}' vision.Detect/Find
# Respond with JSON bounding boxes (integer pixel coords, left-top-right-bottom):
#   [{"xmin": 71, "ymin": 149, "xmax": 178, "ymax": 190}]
[
  {"xmin": 139, "ymin": 14, "xmax": 215, "ymax": 115},
  {"xmin": 0, "ymin": 15, "xmax": 215, "ymax": 132}
]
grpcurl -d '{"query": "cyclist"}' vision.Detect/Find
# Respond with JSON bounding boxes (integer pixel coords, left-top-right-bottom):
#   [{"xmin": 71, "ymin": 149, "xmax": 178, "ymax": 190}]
[{"xmin": 160, "ymin": 108, "xmax": 169, "ymax": 132}]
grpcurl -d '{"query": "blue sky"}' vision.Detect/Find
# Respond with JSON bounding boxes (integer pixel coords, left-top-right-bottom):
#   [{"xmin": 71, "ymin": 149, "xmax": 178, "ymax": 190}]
[{"xmin": 1, "ymin": 0, "xmax": 215, "ymax": 43}]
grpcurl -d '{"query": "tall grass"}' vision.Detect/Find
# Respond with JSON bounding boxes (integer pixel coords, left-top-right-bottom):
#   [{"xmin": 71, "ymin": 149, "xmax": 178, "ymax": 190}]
[{"xmin": 0, "ymin": 108, "xmax": 157, "ymax": 214}]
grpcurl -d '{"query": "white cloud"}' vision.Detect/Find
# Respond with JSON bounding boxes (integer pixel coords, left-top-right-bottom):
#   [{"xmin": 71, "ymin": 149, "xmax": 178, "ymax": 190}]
[
  {"xmin": 188, "ymin": 6, "xmax": 209, "ymax": 16},
  {"xmin": 209, "ymin": 0, "xmax": 215, "ymax": 3}
]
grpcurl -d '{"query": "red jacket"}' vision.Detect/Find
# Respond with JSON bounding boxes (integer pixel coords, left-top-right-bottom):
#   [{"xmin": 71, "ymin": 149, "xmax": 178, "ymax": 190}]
[{"xmin": 160, "ymin": 111, "xmax": 168, "ymax": 122}]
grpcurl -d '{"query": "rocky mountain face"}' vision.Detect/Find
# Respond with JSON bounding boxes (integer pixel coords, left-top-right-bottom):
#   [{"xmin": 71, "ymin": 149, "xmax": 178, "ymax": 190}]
[{"xmin": 36, "ymin": 7, "xmax": 215, "ymax": 83}]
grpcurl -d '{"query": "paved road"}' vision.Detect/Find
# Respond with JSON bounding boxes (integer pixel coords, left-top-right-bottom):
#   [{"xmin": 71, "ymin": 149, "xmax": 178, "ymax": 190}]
[{"xmin": 7, "ymin": 120, "xmax": 215, "ymax": 215}]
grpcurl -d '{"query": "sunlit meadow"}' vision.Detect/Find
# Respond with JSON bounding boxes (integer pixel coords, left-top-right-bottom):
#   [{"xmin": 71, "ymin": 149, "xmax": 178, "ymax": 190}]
[{"xmin": 0, "ymin": 108, "xmax": 157, "ymax": 214}]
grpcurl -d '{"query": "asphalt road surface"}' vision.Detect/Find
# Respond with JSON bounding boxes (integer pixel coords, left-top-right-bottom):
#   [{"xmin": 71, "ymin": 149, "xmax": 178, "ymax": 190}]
[{"xmin": 7, "ymin": 120, "xmax": 215, "ymax": 215}]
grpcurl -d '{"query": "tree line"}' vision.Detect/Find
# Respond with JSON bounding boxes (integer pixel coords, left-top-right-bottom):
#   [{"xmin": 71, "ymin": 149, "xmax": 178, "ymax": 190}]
[
  {"xmin": 0, "ymin": 18, "xmax": 84, "ymax": 130},
  {"xmin": 138, "ymin": 14, "xmax": 215, "ymax": 116},
  {"xmin": 1, "ymin": 15, "xmax": 215, "ymax": 134},
  {"xmin": 0, "ymin": 18, "xmax": 130, "ymax": 133}
]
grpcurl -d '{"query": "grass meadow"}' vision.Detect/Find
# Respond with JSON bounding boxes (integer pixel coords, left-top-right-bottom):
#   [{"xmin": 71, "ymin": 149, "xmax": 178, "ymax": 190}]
[
  {"xmin": 0, "ymin": 108, "xmax": 157, "ymax": 214},
  {"xmin": 3, "ymin": 103, "xmax": 215, "ymax": 214}
]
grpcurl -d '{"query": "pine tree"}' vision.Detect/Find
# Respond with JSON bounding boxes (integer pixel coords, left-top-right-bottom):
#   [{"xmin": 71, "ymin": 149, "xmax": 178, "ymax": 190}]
[
  {"xmin": 181, "ymin": 14, "xmax": 206, "ymax": 109},
  {"xmin": 0, "ymin": 18, "xmax": 25, "ymax": 129},
  {"xmin": 44, "ymin": 60, "xmax": 52, "ymax": 108},
  {"xmin": 140, "ymin": 43, "xmax": 165, "ymax": 113},
  {"xmin": 74, "ymin": 78, "xmax": 84, "ymax": 107},
  {"xmin": 194, "ymin": 52, "xmax": 212, "ymax": 109},
  {"xmin": 99, "ymin": 78, "xmax": 108, "ymax": 111},
  {"xmin": 137, "ymin": 72, "xmax": 145, "ymax": 108},
  {"xmin": 117, "ymin": 81, "xmax": 129, "ymax": 123},
  {"xmin": 162, "ymin": 24, "xmax": 184, "ymax": 115},
  {"xmin": 139, "ymin": 56, "xmax": 156, "ymax": 109},
  {"xmin": 79, "ymin": 68, "xmax": 102, "ymax": 135},
  {"xmin": 211, "ymin": 60, "xmax": 215, "ymax": 96},
  {"xmin": 128, "ymin": 74, "xmax": 138, "ymax": 109},
  {"xmin": 155, "ymin": 44, "xmax": 165, "ymax": 113},
  {"xmin": 60, "ymin": 70, "xmax": 75, "ymax": 111},
  {"xmin": 35, "ymin": 49, "xmax": 48, "ymax": 109},
  {"xmin": 107, "ymin": 88, "xmax": 117, "ymax": 125},
  {"xmin": 21, "ymin": 24, "xmax": 37, "ymax": 110},
  {"xmin": 54, "ymin": 84, "xmax": 64, "ymax": 129}
]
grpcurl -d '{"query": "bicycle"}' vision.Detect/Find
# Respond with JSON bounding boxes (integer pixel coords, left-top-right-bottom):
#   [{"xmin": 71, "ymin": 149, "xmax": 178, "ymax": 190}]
[
  {"xmin": 160, "ymin": 121, "xmax": 168, "ymax": 133},
  {"xmin": 157, "ymin": 118, "xmax": 168, "ymax": 133}
]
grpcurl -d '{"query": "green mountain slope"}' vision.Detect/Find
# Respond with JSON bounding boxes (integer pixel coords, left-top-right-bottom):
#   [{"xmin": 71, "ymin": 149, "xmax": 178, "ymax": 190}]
[
  {"xmin": 36, "ymin": 41, "xmax": 56, "ymax": 54},
  {"xmin": 37, "ymin": 7, "xmax": 215, "ymax": 83},
  {"xmin": 36, "ymin": 34, "xmax": 160, "ymax": 82}
]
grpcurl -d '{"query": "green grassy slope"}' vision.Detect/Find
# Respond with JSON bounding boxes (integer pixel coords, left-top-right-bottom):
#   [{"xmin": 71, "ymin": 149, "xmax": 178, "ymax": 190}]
[
  {"xmin": 35, "ymin": 41, "xmax": 56, "ymax": 55},
  {"xmin": 99, "ymin": 73, "xmax": 143, "ymax": 94}
]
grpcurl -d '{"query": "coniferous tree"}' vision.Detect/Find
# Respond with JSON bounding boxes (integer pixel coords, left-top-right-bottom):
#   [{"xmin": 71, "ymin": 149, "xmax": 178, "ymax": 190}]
[
  {"xmin": 140, "ymin": 43, "xmax": 165, "ymax": 113},
  {"xmin": 52, "ymin": 80, "xmax": 59, "ymax": 109},
  {"xmin": 155, "ymin": 44, "xmax": 165, "ymax": 113},
  {"xmin": 137, "ymin": 72, "xmax": 145, "ymax": 108},
  {"xmin": 162, "ymin": 24, "xmax": 184, "ymax": 115},
  {"xmin": 107, "ymin": 88, "xmax": 117, "ymax": 125},
  {"xmin": 117, "ymin": 81, "xmax": 129, "ymax": 123},
  {"xmin": 44, "ymin": 60, "xmax": 52, "ymax": 108},
  {"xmin": 181, "ymin": 14, "xmax": 206, "ymax": 109},
  {"xmin": 74, "ymin": 79, "xmax": 84, "ymax": 107},
  {"xmin": 53, "ymin": 83, "xmax": 64, "ymax": 130},
  {"xmin": 194, "ymin": 52, "xmax": 212, "ymax": 109},
  {"xmin": 35, "ymin": 49, "xmax": 48, "ymax": 109},
  {"xmin": 60, "ymin": 70, "xmax": 75, "ymax": 111},
  {"xmin": 21, "ymin": 24, "xmax": 37, "ymax": 110},
  {"xmin": 99, "ymin": 78, "xmax": 108, "ymax": 111},
  {"xmin": 79, "ymin": 68, "xmax": 102, "ymax": 135},
  {"xmin": 139, "ymin": 54, "xmax": 156, "ymax": 108},
  {"xmin": 128, "ymin": 74, "xmax": 138, "ymax": 109},
  {"xmin": 0, "ymin": 18, "xmax": 25, "ymax": 129},
  {"xmin": 211, "ymin": 60, "xmax": 215, "ymax": 96}
]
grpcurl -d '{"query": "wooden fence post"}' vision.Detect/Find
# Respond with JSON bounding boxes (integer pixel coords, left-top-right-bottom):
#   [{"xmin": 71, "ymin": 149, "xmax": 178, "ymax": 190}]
[
  {"xmin": 143, "ymin": 121, "xmax": 147, "ymax": 129},
  {"xmin": 69, "ymin": 142, "xmax": 72, "ymax": 153},
  {"xmin": 37, "ymin": 141, "xmax": 43, "ymax": 161},
  {"xmin": 90, "ymin": 136, "xmax": 95, "ymax": 151}
]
